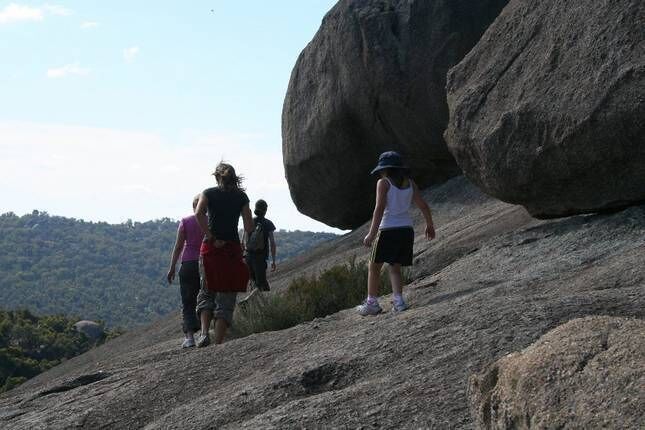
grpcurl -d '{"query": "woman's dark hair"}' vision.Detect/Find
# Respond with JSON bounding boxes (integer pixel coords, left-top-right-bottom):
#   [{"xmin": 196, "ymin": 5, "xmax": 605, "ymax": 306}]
[
  {"xmin": 214, "ymin": 162, "xmax": 245, "ymax": 191},
  {"xmin": 383, "ymin": 167, "xmax": 410, "ymax": 188}
]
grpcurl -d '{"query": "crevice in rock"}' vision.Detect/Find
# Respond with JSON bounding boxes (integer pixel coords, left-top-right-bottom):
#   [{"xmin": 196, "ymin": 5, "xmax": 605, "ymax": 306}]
[
  {"xmin": 271, "ymin": 360, "xmax": 363, "ymax": 401},
  {"xmin": 427, "ymin": 282, "xmax": 501, "ymax": 306},
  {"xmin": 37, "ymin": 371, "xmax": 112, "ymax": 397},
  {"xmin": 477, "ymin": 365, "xmax": 499, "ymax": 428},
  {"xmin": 300, "ymin": 362, "xmax": 355, "ymax": 395},
  {"xmin": 0, "ymin": 409, "xmax": 27, "ymax": 422}
]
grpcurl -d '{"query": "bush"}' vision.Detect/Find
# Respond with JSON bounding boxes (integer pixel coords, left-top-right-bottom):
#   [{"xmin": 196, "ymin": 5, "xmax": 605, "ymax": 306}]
[
  {"xmin": 232, "ymin": 258, "xmax": 405, "ymax": 338},
  {"xmin": 0, "ymin": 309, "xmax": 123, "ymax": 393}
]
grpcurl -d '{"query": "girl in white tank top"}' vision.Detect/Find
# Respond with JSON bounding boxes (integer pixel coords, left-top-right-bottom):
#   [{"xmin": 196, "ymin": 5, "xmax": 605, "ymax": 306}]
[
  {"xmin": 357, "ymin": 151, "xmax": 436, "ymax": 316},
  {"xmin": 379, "ymin": 177, "xmax": 414, "ymax": 230}
]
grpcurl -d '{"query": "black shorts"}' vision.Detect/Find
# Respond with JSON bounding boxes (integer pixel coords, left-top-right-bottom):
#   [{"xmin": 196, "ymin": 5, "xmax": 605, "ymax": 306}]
[{"xmin": 370, "ymin": 227, "xmax": 414, "ymax": 266}]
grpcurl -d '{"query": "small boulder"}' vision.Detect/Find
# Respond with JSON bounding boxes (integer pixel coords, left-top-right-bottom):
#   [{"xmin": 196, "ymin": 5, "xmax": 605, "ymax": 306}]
[
  {"xmin": 445, "ymin": 0, "xmax": 645, "ymax": 218},
  {"xmin": 469, "ymin": 316, "xmax": 645, "ymax": 429},
  {"xmin": 282, "ymin": 0, "xmax": 508, "ymax": 229},
  {"xmin": 73, "ymin": 320, "xmax": 105, "ymax": 341}
]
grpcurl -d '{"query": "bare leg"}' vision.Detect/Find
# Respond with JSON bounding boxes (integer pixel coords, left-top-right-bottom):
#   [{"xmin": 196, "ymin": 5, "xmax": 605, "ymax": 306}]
[
  {"xmin": 388, "ymin": 264, "xmax": 403, "ymax": 296},
  {"xmin": 200, "ymin": 311, "xmax": 212, "ymax": 336},
  {"xmin": 368, "ymin": 262, "xmax": 384, "ymax": 297},
  {"xmin": 214, "ymin": 318, "xmax": 228, "ymax": 344}
]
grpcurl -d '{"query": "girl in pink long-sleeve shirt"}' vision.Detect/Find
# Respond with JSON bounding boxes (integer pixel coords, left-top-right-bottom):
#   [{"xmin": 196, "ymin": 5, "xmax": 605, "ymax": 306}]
[{"xmin": 167, "ymin": 195, "xmax": 204, "ymax": 348}]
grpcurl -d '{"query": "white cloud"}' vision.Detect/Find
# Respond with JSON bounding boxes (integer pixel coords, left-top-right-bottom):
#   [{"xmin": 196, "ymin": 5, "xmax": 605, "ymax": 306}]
[
  {"xmin": 0, "ymin": 4, "xmax": 44, "ymax": 24},
  {"xmin": 0, "ymin": 3, "xmax": 72, "ymax": 24},
  {"xmin": 46, "ymin": 63, "xmax": 90, "ymax": 78},
  {"xmin": 80, "ymin": 21, "xmax": 99, "ymax": 29},
  {"xmin": 43, "ymin": 4, "xmax": 72, "ymax": 16},
  {"xmin": 0, "ymin": 121, "xmax": 340, "ymax": 232},
  {"xmin": 123, "ymin": 46, "xmax": 140, "ymax": 63}
]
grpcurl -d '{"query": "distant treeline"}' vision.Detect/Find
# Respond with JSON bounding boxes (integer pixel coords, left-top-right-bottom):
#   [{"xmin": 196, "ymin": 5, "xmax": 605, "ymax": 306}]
[
  {"xmin": 0, "ymin": 211, "xmax": 336, "ymax": 327},
  {"xmin": 0, "ymin": 309, "xmax": 118, "ymax": 393}
]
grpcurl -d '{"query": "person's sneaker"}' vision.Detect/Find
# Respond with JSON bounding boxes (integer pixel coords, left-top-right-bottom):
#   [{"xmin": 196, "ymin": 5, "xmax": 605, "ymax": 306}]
[
  {"xmin": 181, "ymin": 337, "xmax": 195, "ymax": 348},
  {"xmin": 196, "ymin": 333, "xmax": 210, "ymax": 348},
  {"xmin": 391, "ymin": 301, "xmax": 410, "ymax": 313},
  {"xmin": 356, "ymin": 300, "xmax": 382, "ymax": 316}
]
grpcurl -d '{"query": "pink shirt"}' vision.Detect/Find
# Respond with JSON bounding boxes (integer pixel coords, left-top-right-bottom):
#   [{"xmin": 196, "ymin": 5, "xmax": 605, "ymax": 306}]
[{"xmin": 179, "ymin": 215, "xmax": 204, "ymax": 262}]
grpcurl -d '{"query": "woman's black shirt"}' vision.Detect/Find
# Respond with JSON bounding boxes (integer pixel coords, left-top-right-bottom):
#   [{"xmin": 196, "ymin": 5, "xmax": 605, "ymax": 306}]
[{"xmin": 204, "ymin": 187, "xmax": 249, "ymax": 242}]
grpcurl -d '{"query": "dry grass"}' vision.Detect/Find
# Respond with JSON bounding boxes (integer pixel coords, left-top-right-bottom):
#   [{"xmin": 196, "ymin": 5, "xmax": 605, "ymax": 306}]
[{"xmin": 232, "ymin": 259, "xmax": 407, "ymax": 338}]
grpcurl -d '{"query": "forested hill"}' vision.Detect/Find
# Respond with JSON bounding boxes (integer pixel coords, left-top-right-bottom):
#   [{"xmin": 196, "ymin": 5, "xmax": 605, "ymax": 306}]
[{"xmin": 0, "ymin": 211, "xmax": 337, "ymax": 328}]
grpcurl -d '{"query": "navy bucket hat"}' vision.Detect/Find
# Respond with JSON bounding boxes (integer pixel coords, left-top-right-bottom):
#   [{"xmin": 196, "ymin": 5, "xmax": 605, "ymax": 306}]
[{"xmin": 370, "ymin": 151, "xmax": 409, "ymax": 174}]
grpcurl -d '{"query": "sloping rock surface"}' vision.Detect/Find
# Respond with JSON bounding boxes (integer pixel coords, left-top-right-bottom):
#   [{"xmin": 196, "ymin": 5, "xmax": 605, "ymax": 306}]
[
  {"xmin": 445, "ymin": 0, "xmax": 645, "ymax": 218},
  {"xmin": 1, "ymin": 177, "xmax": 644, "ymax": 429},
  {"xmin": 469, "ymin": 316, "xmax": 645, "ymax": 429},
  {"xmin": 282, "ymin": 0, "xmax": 508, "ymax": 229}
]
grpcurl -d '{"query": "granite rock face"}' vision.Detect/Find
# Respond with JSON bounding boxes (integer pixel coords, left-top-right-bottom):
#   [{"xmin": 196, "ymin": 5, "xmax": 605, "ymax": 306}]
[
  {"xmin": 445, "ymin": 0, "xmax": 645, "ymax": 218},
  {"xmin": 2, "ymin": 177, "xmax": 644, "ymax": 429},
  {"xmin": 282, "ymin": 0, "xmax": 508, "ymax": 229},
  {"xmin": 469, "ymin": 316, "xmax": 645, "ymax": 429}
]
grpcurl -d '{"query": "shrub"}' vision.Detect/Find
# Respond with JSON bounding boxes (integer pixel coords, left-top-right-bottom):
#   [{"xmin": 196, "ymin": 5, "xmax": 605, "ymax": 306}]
[
  {"xmin": 0, "ymin": 309, "xmax": 123, "ymax": 393},
  {"xmin": 232, "ymin": 258, "xmax": 405, "ymax": 338}
]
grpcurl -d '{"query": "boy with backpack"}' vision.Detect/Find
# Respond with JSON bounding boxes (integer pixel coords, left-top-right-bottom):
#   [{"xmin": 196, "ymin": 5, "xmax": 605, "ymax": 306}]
[{"xmin": 244, "ymin": 199, "xmax": 276, "ymax": 291}]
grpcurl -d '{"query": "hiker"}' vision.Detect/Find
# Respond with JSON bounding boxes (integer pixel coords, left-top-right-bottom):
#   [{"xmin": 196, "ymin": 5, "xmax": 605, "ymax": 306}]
[
  {"xmin": 244, "ymin": 199, "xmax": 277, "ymax": 291},
  {"xmin": 194, "ymin": 162, "xmax": 253, "ymax": 346},
  {"xmin": 358, "ymin": 151, "xmax": 436, "ymax": 315},
  {"xmin": 166, "ymin": 194, "xmax": 203, "ymax": 348}
]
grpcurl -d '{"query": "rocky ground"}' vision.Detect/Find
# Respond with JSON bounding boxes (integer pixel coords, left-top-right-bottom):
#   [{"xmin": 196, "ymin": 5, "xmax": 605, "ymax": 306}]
[{"xmin": 1, "ymin": 177, "xmax": 643, "ymax": 429}]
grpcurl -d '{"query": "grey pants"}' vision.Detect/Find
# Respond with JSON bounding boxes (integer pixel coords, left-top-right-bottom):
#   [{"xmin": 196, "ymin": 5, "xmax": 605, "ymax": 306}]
[
  {"xmin": 179, "ymin": 261, "xmax": 201, "ymax": 333},
  {"xmin": 195, "ymin": 256, "xmax": 238, "ymax": 326}
]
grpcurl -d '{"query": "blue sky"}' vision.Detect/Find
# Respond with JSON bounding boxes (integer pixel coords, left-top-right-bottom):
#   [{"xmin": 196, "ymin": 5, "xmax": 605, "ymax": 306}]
[{"xmin": 0, "ymin": 1, "xmax": 342, "ymax": 232}]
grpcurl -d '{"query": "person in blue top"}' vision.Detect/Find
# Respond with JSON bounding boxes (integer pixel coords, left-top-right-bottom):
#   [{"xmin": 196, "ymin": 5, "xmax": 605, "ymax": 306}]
[{"xmin": 358, "ymin": 151, "xmax": 436, "ymax": 315}]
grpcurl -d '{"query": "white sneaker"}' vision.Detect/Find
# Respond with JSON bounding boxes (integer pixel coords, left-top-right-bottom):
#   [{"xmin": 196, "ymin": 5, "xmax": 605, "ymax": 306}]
[
  {"xmin": 181, "ymin": 337, "xmax": 195, "ymax": 348},
  {"xmin": 357, "ymin": 300, "xmax": 382, "ymax": 316},
  {"xmin": 391, "ymin": 301, "xmax": 409, "ymax": 313}
]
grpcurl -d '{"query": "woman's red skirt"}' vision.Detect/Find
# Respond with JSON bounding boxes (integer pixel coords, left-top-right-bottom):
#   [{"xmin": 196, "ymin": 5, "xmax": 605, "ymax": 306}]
[{"xmin": 200, "ymin": 240, "xmax": 249, "ymax": 292}]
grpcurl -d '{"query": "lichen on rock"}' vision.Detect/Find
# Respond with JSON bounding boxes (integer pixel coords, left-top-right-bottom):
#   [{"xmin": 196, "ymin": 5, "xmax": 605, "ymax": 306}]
[{"xmin": 469, "ymin": 316, "xmax": 645, "ymax": 429}]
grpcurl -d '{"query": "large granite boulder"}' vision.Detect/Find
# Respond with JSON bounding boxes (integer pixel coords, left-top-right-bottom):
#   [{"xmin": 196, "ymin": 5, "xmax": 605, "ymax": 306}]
[
  {"xmin": 73, "ymin": 320, "xmax": 104, "ymax": 341},
  {"xmin": 283, "ymin": 0, "xmax": 508, "ymax": 229},
  {"xmin": 469, "ymin": 316, "xmax": 645, "ymax": 429},
  {"xmin": 445, "ymin": 0, "xmax": 645, "ymax": 218}
]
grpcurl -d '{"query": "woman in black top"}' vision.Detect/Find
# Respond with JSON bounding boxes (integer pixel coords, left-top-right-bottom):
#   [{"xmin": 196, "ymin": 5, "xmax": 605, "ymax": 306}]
[{"xmin": 194, "ymin": 163, "xmax": 253, "ymax": 346}]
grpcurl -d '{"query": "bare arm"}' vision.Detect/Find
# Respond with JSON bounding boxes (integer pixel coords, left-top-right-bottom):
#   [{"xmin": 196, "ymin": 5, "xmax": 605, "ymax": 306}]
[
  {"xmin": 412, "ymin": 181, "xmax": 436, "ymax": 240},
  {"xmin": 363, "ymin": 178, "xmax": 389, "ymax": 247},
  {"xmin": 268, "ymin": 231, "xmax": 277, "ymax": 271},
  {"xmin": 241, "ymin": 203, "xmax": 253, "ymax": 234},
  {"xmin": 195, "ymin": 192, "xmax": 211, "ymax": 240},
  {"xmin": 166, "ymin": 224, "xmax": 186, "ymax": 284}
]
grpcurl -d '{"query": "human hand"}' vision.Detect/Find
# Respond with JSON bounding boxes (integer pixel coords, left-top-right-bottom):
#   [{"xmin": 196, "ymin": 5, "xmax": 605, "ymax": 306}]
[
  {"xmin": 425, "ymin": 224, "xmax": 436, "ymax": 240},
  {"xmin": 166, "ymin": 268, "xmax": 175, "ymax": 284},
  {"xmin": 363, "ymin": 233, "xmax": 376, "ymax": 247},
  {"xmin": 271, "ymin": 262, "xmax": 276, "ymax": 272}
]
